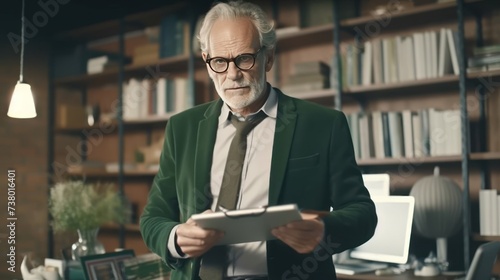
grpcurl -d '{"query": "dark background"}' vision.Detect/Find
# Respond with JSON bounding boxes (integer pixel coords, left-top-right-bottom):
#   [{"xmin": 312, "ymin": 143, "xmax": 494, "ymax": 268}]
[{"xmin": 1, "ymin": 0, "xmax": 192, "ymax": 39}]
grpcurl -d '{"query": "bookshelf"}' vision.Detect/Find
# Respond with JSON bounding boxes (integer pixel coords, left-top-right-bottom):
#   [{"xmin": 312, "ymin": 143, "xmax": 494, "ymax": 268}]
[
  {"xmin": 47, "ymin": 1, "xmax": 212, "ymax": 257},
  {"xmin": 47, "ymin": 0, "xmax": 499, "ymax": 270},
  {"xmin": 270, "ymin": 0, "xmax": 499, "ymax": 271}
]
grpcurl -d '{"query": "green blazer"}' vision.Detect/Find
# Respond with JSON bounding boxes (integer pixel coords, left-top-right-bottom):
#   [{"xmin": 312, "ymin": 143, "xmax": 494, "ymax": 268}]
[{"xmin": 140, "ymin": 89, "xmax": 377, "ymax": 280}]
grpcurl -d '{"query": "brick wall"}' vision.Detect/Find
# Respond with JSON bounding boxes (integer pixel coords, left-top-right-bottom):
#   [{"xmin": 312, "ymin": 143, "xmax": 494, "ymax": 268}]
[{"xmin": 0, "ymin": 39, "xmax": 49, "ymax": 279}]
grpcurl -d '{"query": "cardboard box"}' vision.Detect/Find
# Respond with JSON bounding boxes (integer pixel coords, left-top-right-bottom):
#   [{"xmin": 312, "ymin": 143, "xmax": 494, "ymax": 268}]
[
  {"xmin": 56, "ymin": 104, "xmax": 88, "ymax": 129},
  {"xmin": 133, "ymin": 43, "xmax": 160, "ymax": 65}
]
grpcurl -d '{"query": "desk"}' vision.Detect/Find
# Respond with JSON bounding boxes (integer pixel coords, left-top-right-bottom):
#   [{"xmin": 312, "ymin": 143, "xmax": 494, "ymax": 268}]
[{"xmin": 337, "ymin": 270, "xmax": 461, "ymax": 279}]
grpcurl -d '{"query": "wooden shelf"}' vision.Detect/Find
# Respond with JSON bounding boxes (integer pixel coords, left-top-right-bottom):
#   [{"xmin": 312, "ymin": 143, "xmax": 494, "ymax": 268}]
[
  {"xmin": 467, "ymin": 69, "xmax": 500, "ymax": 80},
  {"xmin": 358, "ymin": 155, "xmax": 462, "ymax": 166},
  {"xmin": 357, "ymin": 152, "xmax": 500, "ymax": 166},
  {"xmin": 345, "ymin": 75, "xmax": 459, "ymax": 96},
  {"xmin": 54, "ymin": 54, "xmax": 203, "ymax": 87},
  {"xmin": 124, "ymin": 114, "xmax": 173, "ymax": 125},
  {"xmin": 473, "ymin": 234, "xmax": 500, "ymax": 242},
  {"xmin": 54, "ymin": 115, "xmax": 174, "ymax": 134},
  {"xmin": 341, "ymin": 0, "xmax": 482, "ymax": 29},
  {"xmin": 277, "ymin": 24, "xmax": 334, "ymax": 51},
  {"xmin": 287, "ymin": 88, "xmax": 337, "ymax": 99},
  {"xmin": 470, "ymin": 152, "xmax": 500, "ymax": 161}
]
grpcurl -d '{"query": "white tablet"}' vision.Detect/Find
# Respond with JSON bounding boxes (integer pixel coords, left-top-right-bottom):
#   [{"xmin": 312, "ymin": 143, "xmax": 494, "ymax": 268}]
[{"xmin": 191, "ymin": 204, "xmax": 302, "ymax": 245}]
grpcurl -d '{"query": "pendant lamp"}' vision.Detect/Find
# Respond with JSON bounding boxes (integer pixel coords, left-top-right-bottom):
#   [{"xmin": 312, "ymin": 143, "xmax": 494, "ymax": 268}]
[{"xmin": 7, "ymin": 0, "xmax": 37, "ymax": 119}]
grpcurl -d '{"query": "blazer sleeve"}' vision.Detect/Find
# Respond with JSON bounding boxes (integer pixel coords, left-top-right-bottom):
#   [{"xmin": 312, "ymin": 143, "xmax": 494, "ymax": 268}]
[
  {"xmin": 140, "ymin": 119, "xmax": 186, "ymax": 269},
  {"xmin": 323, "ymin": 111, "xmax": 378, "ymax": 253}
]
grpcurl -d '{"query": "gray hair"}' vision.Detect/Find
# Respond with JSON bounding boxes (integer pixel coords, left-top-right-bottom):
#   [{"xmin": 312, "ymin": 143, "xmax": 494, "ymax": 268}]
[{"xmin": 198, "ymin": 0, "xmax": 276, "ymax": 54}]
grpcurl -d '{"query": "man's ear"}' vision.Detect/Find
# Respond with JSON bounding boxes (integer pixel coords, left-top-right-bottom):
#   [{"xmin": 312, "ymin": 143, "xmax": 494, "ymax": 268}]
[
  {"xmin": 265, "ymin": 51, "xmax": 275, "ymax": 72},
  {"xmin": 202, "ymin": 52, "xmax": 208, "ymax": 61}
]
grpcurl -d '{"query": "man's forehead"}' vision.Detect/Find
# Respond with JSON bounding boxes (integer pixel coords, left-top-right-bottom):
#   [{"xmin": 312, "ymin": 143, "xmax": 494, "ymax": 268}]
[{"xmin": 208, "ymin": 17, "xmax": 259, "ymax": 49}]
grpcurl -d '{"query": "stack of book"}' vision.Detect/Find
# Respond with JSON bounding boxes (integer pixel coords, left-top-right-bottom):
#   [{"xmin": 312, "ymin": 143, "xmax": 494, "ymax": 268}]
[
  {"xmin": 468, "ymin": 44, "xmax": 500, "ymax": 73},
  {"xmin": 281, "ymin": 61, "xmax": 331, "ymax": 94},
  {"xmin": 87, "ymin": 54, "xmax": 124, "ymax": 74}
]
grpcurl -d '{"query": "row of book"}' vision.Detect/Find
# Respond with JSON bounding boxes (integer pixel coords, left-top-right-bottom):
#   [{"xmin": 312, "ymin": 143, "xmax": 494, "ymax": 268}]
[
  {"xmin": 346, "ymin": 108, "xmax": 462, "ymax": 160},
  {"xmin": 122, "ymin": 77, "xmax": 193, "ymax": 121},
  {"xmin": 479, "ymin": 189, "xmax": 500, "ymax": 236},
  {"xmin": 337, "ymin": 27, "xmax": 460, "ymax": 88}
]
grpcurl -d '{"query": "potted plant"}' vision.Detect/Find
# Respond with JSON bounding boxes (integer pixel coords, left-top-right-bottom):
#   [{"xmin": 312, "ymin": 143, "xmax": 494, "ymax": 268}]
[{"xmin": 48, "ymin": 180, "xmax": 128, "ymax": 260}]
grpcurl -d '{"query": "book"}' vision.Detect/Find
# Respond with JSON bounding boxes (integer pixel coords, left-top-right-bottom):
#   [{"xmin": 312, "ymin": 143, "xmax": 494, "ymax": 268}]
[
  {"xmin": 347, "ymin": 113, "xmax": 361, "ymax": 159},
  {"xmin": 412, "ymin": 111, "xmax": 422, "ymax": 157},
  {"xmin": 413, "ymin": 32, "xmax": 427, "ymax": 80},
  {"xmin": 388, "ymin": 111, "xmax": 404, "ymax": 158},
  {"xmin": 346, "ymin": 43, "xmax": 360, "ymax": 86},
  {"xmin": 468, "ymin": 54, "xmax": 500, "ymax": 67},
  {"xmin": 473, "ymin": 44, "xmax": 500, "ymax": 56},
  {"xmin": 159, "ymin": 14, "xmax": 186, "ymax": 58},
  {"xmin": 371, "ymin": 111, "xmax": 385, "ymax": 159},
  {"xmin": 479, "ymin": 189, "xmax": 498, "ymax": 236},
  {"xmin": 293, "ymin": 61, "xmax": 331, "ymax": 76},
  {"xmin": 359, "ymin": 113, "xmax": 374, "ymax": 159},
  {"xmin": 446, "ymin": 29, "xmax": 460, "ymax": 75},
  {"xmin": 438, "ymin": 28, "xmax": 452, "ymax": 76},
  {"xmin": 372, "ymin": 39, "xmax": 384, "ymax": 84},
  {"xmin": 362, "ymin": 41, "xmax": 373, "ymax": 86},
  {"xmin": 401, "ymin": 110, "xmax": 415, "ymax": 158},
  {"xmin": 381, "ymin": 112, "xmax": 392, "ymax": 158},
  {"xmin": 382, "ymin": 38, "xmax": 398, "ymax": 84}
]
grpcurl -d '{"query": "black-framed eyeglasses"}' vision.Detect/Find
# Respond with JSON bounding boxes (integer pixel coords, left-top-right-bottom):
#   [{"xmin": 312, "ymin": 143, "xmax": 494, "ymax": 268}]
[{"xmin": 205, "ymin": 47, "xmax": 265, "ymax": 73}]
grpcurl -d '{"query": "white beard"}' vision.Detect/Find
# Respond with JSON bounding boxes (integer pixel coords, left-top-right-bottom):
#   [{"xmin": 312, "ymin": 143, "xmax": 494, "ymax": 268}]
[{"xmin": 210, "ymin": 67, "xmax": 267, "ymax": 109}]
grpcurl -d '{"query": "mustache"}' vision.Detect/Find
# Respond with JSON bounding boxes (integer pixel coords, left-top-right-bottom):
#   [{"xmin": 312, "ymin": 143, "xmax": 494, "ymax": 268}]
[{"xmin": 223, "ymin": 83, "xmax": 251, "ymax": 90}]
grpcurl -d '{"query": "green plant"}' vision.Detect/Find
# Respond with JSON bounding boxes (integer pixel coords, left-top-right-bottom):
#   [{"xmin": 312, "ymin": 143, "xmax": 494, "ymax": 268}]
[{"xmin": 49, "ymin": 180, "xmax": 128, "ymax": 232}]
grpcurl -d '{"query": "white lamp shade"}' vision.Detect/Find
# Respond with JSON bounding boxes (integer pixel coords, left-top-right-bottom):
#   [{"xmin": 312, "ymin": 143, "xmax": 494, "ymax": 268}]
[{"xmin": 7, "ymin": 82, "xmax": 37, "ymax": 119}]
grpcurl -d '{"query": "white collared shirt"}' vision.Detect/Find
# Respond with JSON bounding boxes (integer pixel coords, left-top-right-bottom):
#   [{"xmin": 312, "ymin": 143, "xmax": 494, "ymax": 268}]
[{"xmin": 211, "ymin": 88, "xmax": 277, "ymax": 276}]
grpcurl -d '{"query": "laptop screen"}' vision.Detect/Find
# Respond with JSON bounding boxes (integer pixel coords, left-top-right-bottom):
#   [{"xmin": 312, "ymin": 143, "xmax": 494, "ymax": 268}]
[{"xmin": 350, "ymin": 196, "xmax": 415, "ymax": 264}]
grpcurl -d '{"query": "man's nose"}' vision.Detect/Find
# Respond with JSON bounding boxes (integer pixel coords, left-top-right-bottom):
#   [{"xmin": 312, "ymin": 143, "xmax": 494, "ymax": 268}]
[{"xmin": 226, "ymin": 61, "xmax": 242, "ymax": 80}]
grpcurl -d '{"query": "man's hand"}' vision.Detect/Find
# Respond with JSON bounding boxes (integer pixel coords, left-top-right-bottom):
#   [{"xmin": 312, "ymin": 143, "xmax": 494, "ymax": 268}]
[
  {"xmin": 271, "ymin": 213, "xmax": 325, "ymax": 254},
  {"xmin": 175, "ymin": 210, "xmax": 224, "ymax": 258}
]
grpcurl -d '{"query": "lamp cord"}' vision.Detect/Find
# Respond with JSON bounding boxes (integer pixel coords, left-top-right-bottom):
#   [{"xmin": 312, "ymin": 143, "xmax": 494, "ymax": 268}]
[{"xmin": 19, "ymin": 0, "xmax": 25, "ymax": 82}]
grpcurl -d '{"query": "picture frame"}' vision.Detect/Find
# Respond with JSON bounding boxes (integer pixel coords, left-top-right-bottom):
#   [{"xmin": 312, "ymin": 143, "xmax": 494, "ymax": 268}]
[{"xmin": 80, "ymin": 250, "xmax": 135, "ymax": 280}]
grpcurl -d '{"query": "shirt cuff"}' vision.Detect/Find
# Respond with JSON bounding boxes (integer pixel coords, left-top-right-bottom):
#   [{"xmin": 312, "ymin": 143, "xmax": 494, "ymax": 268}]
[{"xmin": 167, "ymin": 224, "xmax": 188, "ymax": 259}]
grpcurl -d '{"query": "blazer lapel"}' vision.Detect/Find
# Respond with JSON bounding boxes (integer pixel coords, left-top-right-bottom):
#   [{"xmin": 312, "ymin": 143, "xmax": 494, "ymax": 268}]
[
  {"xmin": 193, "ymin": 99, "xmax": 223, "ymax": 213},
  {"xmin": 268, "ymin": 90, "xmax": 297, "ymax": 206}
]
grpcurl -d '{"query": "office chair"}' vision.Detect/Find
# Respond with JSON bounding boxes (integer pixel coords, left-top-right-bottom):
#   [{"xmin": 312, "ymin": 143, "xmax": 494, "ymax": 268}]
[{"xmin": 464, "ymin": 241, "xmax": 500, "ymax": 280}]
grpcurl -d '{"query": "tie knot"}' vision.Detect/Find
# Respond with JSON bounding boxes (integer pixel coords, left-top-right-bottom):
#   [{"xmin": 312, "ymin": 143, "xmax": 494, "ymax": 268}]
[{"xmin": 230, "ymin": 111, "xmax": 267, "ymax": 137}]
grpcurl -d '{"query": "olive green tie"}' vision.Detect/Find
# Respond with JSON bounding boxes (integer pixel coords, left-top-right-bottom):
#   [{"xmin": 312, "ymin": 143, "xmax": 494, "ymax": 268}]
[{"xmin": 199, "ymin": 111, "xmax": 267, "ymax": 280}]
